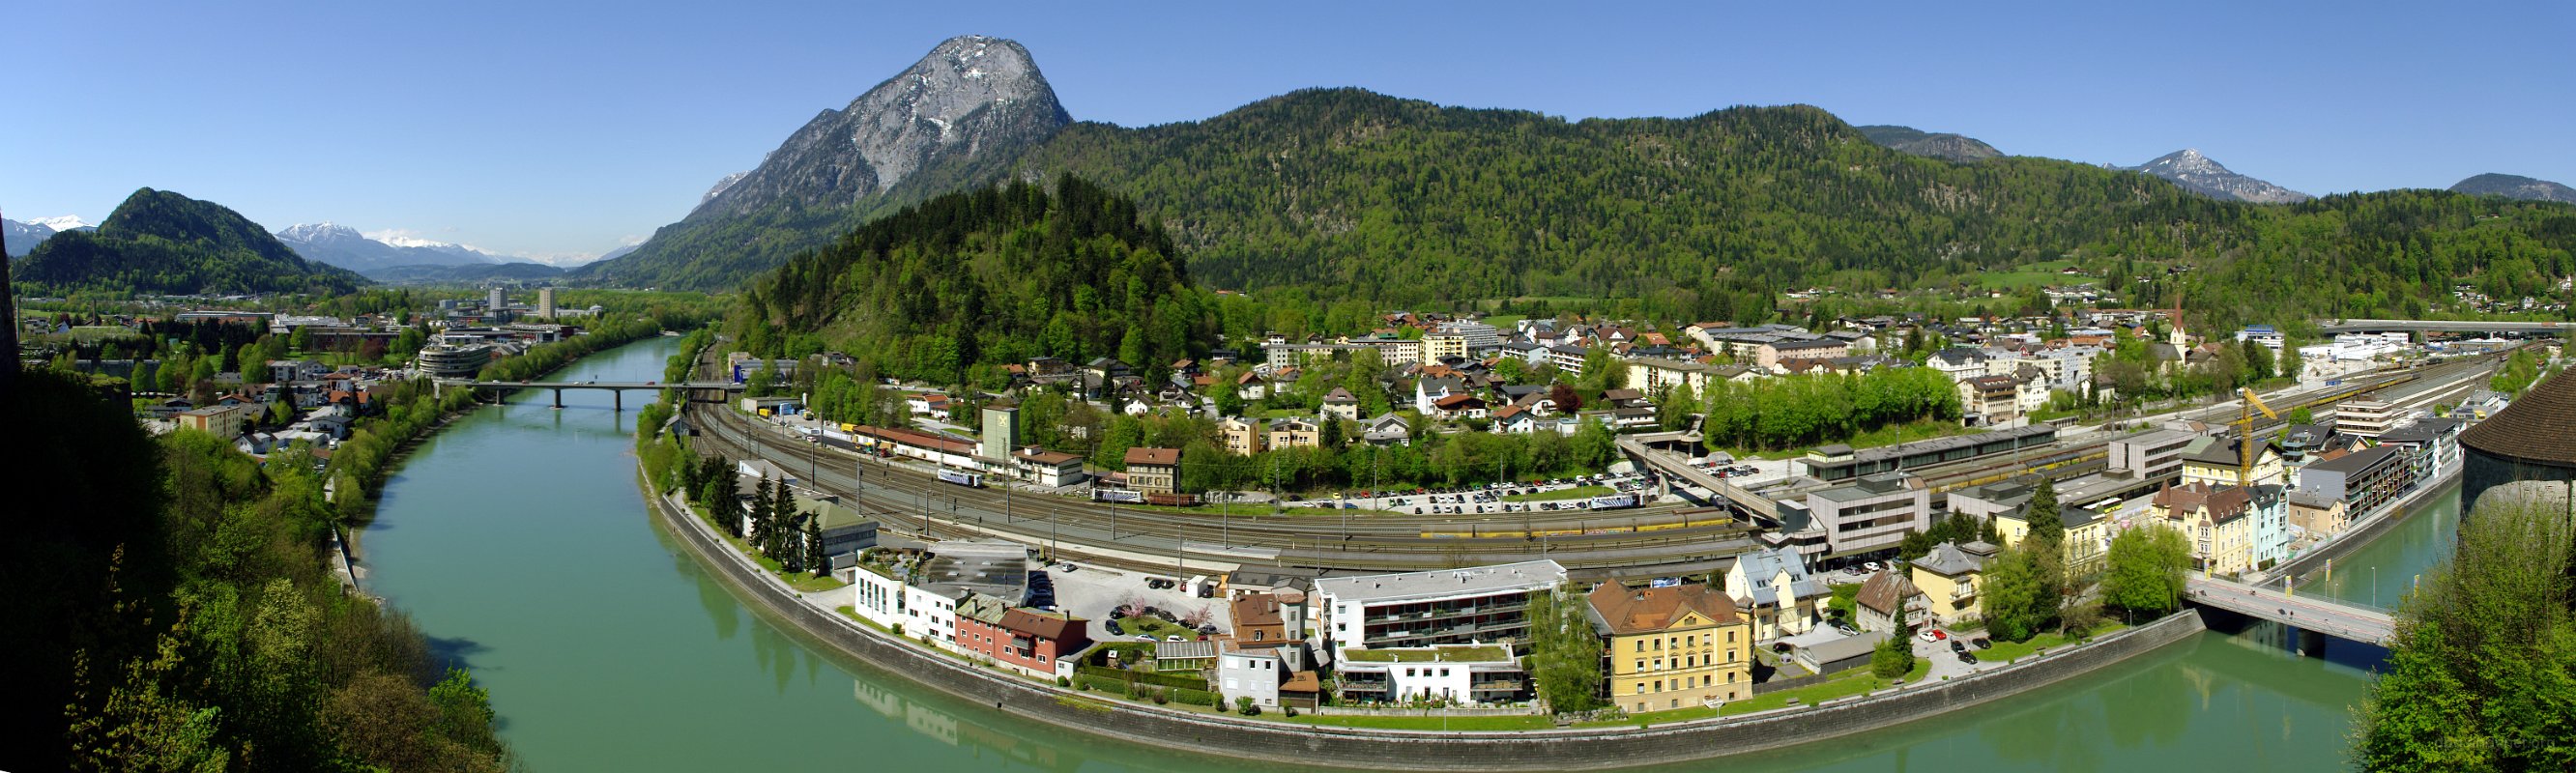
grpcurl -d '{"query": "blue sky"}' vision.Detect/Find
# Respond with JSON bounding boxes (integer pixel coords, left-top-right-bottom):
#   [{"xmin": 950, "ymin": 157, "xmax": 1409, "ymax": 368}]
[{"xmin": 7, "ymin": 1, "xmax": 2570, "ymax": 262}]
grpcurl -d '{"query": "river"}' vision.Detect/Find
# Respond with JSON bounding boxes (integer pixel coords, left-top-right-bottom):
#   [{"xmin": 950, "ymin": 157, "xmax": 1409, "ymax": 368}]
[{"xmin": 361, "ymin": 336, "xmax": 2438, "ymax": 772}]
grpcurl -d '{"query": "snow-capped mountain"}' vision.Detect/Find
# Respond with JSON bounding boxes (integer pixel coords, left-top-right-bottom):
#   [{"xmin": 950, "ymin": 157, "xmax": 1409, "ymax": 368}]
[
  {"xmin": 275, "ymin": 222, "xmax": 515, "ymax": 275},
  {"xmin": 4, "ymin": 217, "xmax": 58, "ymax": 257},
  {"xmin": 27, "ymin": 215, "xmax": 95, "ymax": 232},
  {"xmin": 2122, "ymin": 149, "xmax": 2310, "ymax": 204}
]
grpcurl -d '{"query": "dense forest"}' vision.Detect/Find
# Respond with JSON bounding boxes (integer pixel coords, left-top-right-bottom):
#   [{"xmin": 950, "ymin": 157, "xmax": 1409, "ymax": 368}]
[
  {"xmin": 2, "ymin": 369, "xmax": 508, "ymax": 770},
  {"xmin": 586, "ymin": 88, "xmax": 2576, "ymax": 332},
  {"xmin": 729, "ymin": 176, "xmax": 1209, "ymax": 386},
  {"xmin": 12, "ymin": 188, "xmax": 368, "ymax": 296}
]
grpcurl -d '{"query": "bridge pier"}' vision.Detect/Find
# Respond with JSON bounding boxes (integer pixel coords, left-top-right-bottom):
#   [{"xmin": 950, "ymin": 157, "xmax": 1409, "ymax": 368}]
[
  {"xmin": 614, "ymin": 389, "xmax": 622, "ymax": 412},
  {"xmin": 2298, "ymin": 628, "xmax": 2326, "ymax": 658},
  {"xmin": 552, "ymin": 387, "xmax": 563, "ymax": 409}
]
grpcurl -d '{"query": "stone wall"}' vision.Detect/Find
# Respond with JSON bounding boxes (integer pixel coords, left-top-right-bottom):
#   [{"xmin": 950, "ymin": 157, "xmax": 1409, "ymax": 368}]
[{"xmin": 650, "ymin": 472, "xmax": 2210, "ymax": 771}]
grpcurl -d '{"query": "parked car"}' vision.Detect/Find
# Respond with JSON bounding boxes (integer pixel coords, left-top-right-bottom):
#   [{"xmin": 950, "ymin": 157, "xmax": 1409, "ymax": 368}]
[
  {"xmin": 1134, "ymin": 635, "xmax": 1156, "ymax": 642},
  {"xmin": 1918, "ymin": 628, "xmax": 1945, "ymax": 643},
  {"xmin": 1106, "ymin": 619, "xmax": 1125, "ymax": 636},
  {"xmin": 1834, "ymin": 622, "xmax": 1860, "ymax": 636},
  {"xmin": 1166, "ymin": 635, "xmax": 1185, "ymax": 643},
  {"xmin": 1865, "ymin": 561, "xmax": 1884, "ymax": 572},
  {"xmin": 1972, "ymin": 638, "xmax": 1992, "ymax": 650},
  {"xmin": 1950, "ymin": 640, "xmax": 1967, "ymax": 653},
  {"xmin": 1957, "ymin": 651, "xmax": 1978, "ymax": 665}
]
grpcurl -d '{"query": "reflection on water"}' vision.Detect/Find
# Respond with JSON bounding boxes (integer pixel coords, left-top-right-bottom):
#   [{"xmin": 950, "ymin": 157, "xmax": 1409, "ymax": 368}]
[
  {"xmin": 2300, "ymin": 484, "xmax": 2460, "ymax": 609},
  {"xmin": 364, "ymin": 336, "xmax": 2396, "ymax": 773}
]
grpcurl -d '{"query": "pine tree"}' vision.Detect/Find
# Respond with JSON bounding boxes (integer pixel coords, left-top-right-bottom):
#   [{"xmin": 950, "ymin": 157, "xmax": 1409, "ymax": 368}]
[
  {"xmin": 805, "ymin": 517, "xmax": 828, "ymax": 577},
  {"xmin": 2025, "ymin": 477, "xmax": 2063, "ymax": 544}
]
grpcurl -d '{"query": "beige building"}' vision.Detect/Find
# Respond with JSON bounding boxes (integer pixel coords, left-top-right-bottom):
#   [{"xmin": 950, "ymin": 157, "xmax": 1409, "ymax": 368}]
[
  {"xmin": 1123, "ymin": 447, "xmax": 1180, "ymax": 495},
  {"xmin": 1267, "ymin": 417, "xmax": 1321, "ymax": 451},
  {"xmin": 2180, "ymin": 437, "xmax": 2284, "ymax": 489},
  {"xmin": 2151, "ymin": 482, "xmax": 2256, "ymax": 576},
  {"xmin": 1587, "ymin": 582, "xmax": 1752, "ymax": 714},
  {"xmin": 1220, "ymin": 417, "xmax": 1266, "ymax": 456}
]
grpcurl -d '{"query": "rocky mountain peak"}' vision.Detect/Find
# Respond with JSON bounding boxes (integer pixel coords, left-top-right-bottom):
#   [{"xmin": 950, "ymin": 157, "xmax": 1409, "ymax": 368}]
[
  {"xmin": 1856, "ymin": 125, "xmax": 2003, "ymax": 162},
  {"xmin": 2127, "ymin": 149, "xmax": 2309, "ymax": 204},
  {"xmin": 685, "ymin": 35, "xmax": 1071, "ymax": 220}
]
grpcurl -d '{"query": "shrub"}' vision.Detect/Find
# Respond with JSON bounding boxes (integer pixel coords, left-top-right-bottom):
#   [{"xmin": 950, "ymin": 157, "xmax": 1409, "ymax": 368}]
[
  {"xmin": 1152, "ymin": 691, "xmax": 1170, "ymax": 705},
  {"xmin": 1056, "ymin": 676, "xmax": 1070, "ymax": 688},
  {"xmin": 1172, "ymin": 687, "xmax": 1220, "ymax": 706},
  {"xmin": 1236, "ymin": 696, "xmax": 1259, "ymax": 716}
]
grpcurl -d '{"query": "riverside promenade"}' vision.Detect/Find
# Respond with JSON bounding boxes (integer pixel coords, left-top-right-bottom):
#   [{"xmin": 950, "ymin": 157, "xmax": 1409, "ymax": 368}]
[{"xmin": 644, "ymin": 465, "xmax": 2212, "ymax": 771}]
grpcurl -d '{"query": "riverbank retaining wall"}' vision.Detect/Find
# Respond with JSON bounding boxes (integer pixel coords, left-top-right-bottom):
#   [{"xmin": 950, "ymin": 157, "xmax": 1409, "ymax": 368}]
[
  {"xmin": 2264, "ymin": 471, "xmax": 2459, "ymax": 588},
  {"xmin": 648, "ymin": 472, "xmax": 2210, "ymax": 771}
]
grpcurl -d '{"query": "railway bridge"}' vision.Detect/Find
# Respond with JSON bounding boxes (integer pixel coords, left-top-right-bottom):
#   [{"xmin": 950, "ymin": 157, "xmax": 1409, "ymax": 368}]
[{"xmin": 463, "ymin": 380, "xmax": 742, "ymax": 410}]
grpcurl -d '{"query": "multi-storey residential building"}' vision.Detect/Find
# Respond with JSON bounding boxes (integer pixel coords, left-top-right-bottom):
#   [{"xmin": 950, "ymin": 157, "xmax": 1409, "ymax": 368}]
[
  {"xmin": 1423, "ymin": 332, "xmax": 1470, "ymax": 362},
  {"xmin": 1587, "ymin": 582, "xmax": 1752, "ymax": 713},
  {"xmin": 1320, "ymin": 387, "xmax": 1362, "ymax": 421},
  {"xmin": 2334, "ymin": 400, "xmax": 2406, "ymax": 439},
  {"xmin": 1267, "ymin": 417, "xmax": 1321, "ymax": 450},
  {"xmin": 2374, "ymin": 416, "xmax": 2463, "ymax": 485},
  {"xmin": 1803, "ymin": 472, "xmax": 1933, "ymax": 556},
  {"xmin": 2152, "ymin": 482, "xmax": 2279, "ymax": 576},
  {"xmin": 1853, "ymin": 570, "xmax": 1927, "ymax": 634},
  {"xmin": 1628, "ymin": 357, "xmax": 1720, "ymax": 397},
  {"xmin": 1313, "ymin": 560, "xmax": 1568, "ymax": 658},
  {"xmin": 2108, "ymin": 429, "xmax": 2195, "ymax": 480},
  {"xmin": 1220, "ymin": 417, "xmax": 1266, "ymax": 456},
  {"xmin": 953, "ymin": 593, "xmax": 1089, "ymax": 678},
  {"xmin": 1334, "ymin": 644, "xmax": 1527, "ymax": 706},
  {"xmin": 2296, "ymin": 445, "xmax": 2411, "ymax": 516}
]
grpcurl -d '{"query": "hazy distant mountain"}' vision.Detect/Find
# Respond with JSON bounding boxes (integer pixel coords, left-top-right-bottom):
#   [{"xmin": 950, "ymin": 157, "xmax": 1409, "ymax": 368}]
[
  {"xmin": 4, "ymin": 218, "xmax": 56, "ymax": 258},
  {"xmin": 2450, "ymin": 173, "xmax": 2576, "ymax": 204},
  {"xmin": 595, "ymin": 243, "xmax": 640, "ymax": 262},
  {"xmin": 365, "ymin": 262, "xmax": 566, "ymax": 285},
  {"xmin": 1857, "ymin": 125, "xmax": 2002, "ymax": 161},
  {"xmin": 577, "ymin": 34, "xmax": 1071, "ymax": 288},
  {"xmin": 2122, "ymin": 149, "xmax": 2310, "ymax": 204},
  {"xmin": 13, "ymin": 188, "xmax": 365, "ymax": 295}
]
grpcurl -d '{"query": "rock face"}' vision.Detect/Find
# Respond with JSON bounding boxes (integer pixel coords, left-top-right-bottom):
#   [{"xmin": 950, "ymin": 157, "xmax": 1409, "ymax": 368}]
[
  {"xmin": 2125, "ymin": 149, "xmax": 2309, "ymax": 204},
  {"xmin": 686, "ymin": 35, "xmax": 1070, "ymax": 220},
  {"xmin": 2450, "ymin": 173, "xmax": 2576, "ymax": 204},
  {"xmin": 1857, "ymin": 125, "xmax": 2003, "ymax": 161}
]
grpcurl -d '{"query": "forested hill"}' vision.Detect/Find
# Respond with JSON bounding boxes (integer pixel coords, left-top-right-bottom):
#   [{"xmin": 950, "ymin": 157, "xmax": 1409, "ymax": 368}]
[
  {"xmin": 597, "ymin": 86, "xmax": 2576, "ymax": 328},
  {"xmin": 735, "ymin": 176, "xmax": 1205, "ymax": 385},
  {"xmin": 12, "ymin": 187, "xmax": 366, "ymax": 296}
]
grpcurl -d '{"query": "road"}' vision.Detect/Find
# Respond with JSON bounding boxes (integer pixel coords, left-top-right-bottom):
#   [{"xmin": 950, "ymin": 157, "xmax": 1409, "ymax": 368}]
[{"xmin": 2185, "ymin": 575, "xmax": 2393, "ymax": 646}]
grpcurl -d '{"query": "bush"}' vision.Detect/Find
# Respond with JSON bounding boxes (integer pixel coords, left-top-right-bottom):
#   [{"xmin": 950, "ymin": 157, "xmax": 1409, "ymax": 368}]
[
  {"xmin": 1283, "ymin": 705, "xmax": 1297, "ymax": 718},
  {"xmin": 1152, "ymin": 691, "xmax": 1170, "ymax": 705},
  {"xmin": 1236, "ymin": 696, "xmax": 1259, "ymax": 716},
  {"xmin": 1056, "ymin": 676, "xmax": 1070, "ymax": 688},
  {"xmin": 1870, "ymin": 634, "xmax": 1916, "ymax": 679},
  {"xmin": 1171, "ymin": 687, "xmax": 1219, "ymax": 706}
]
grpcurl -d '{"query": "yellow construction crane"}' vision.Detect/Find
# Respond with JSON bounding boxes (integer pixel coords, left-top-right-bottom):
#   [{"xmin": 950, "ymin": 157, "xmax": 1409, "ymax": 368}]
[{"xmin": 2238, "ymin": 387, "xmax": 2278, "ymax": 483}]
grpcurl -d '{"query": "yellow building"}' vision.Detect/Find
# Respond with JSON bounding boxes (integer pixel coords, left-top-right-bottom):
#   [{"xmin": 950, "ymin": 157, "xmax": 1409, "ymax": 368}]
[
  {"xmin": 1909, "ymin": 541, "xmax": 1996, "ymax": 625},
  {"xmin": 1992, "ymin": 504, "xmax": 2112, "ymax": 576},
  {"xmin": 2179, "ymin": 437, "xmax": 2283, "ymax": 489},
  {"xmin": 1587, "ymin": 582, "xmax": 1751, "ymax": 713},
  {"xmin": 2151, "ymin": 482, "xmax": 2255, "ymax": 576}
]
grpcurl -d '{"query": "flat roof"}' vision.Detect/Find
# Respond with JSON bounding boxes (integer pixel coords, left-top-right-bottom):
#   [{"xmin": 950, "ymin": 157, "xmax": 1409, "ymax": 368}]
[
  {"xmin": 1316, "ymin": 560, "xmax": 1567, "ymax": 606},
  {"xmin": 1339, "ymin": 644, "xmax": 1511, "ymax": 663},
  {"xmin": 1841, "ymin": 425, "xmax": 2055, "ymax": 467}
]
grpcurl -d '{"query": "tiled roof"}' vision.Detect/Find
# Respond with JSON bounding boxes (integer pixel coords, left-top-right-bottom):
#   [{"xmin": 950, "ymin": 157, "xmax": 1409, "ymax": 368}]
[
  {"xmin": 1586, "ymin": 582, "xmax": 1742, "ymax": 635},
  {"xmin": 2459, "ymin": 371, "xmax": 2576, "ymax": 466}
]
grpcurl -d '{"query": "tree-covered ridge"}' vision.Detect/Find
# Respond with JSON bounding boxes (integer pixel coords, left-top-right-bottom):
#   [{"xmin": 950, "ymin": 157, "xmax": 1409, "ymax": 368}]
[
  {"xmin": 597, "ymin": 85, "xmax": 2576, "ymax": 330},
  {"xmin": 734, "ymin": 176, "xmax": 1208, "ymax": 386},
  {"xmin": 11, "ymin": 187, "xmax": 367, "ymax": 296}
]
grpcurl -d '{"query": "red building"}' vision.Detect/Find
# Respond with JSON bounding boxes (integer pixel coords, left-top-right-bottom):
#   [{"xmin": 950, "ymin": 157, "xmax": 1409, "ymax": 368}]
[{"xmin": 953, "ymin": 593, "xmax": 1089, "ymax": 677}]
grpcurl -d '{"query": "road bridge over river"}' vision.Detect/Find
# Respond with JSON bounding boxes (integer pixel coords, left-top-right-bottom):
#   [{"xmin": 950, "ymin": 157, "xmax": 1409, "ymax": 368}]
[
  {"xmin": 2185, "ymin": 575, "xmax": 2393, "ymax": 650},
  {"xmin": 463, "ymin": 380, "xmax": 742, "ymax": 410}
]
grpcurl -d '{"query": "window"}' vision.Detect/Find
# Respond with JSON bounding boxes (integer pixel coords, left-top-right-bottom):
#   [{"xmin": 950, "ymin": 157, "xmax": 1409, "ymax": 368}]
[
  {"xmin": 1636, "ymin": 641, "xmax": 1646, "ymax": 652},
  {"xmin": 1653, "ymin": 679, "xmax": 1663, "ymax": 692}
]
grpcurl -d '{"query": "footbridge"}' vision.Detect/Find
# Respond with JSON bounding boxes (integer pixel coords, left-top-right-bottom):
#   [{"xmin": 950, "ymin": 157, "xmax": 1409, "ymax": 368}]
[
  {"xmin": 1617, "ymin": 438, "xmax": 1780, "ymax": 521},
  {"xmin": 2185, "ymin": 575, "xmax": 2394, "ymax": 650},
  {"xmin": 461, "ymin": 380, "xmax": 743, "ymax": 410}
]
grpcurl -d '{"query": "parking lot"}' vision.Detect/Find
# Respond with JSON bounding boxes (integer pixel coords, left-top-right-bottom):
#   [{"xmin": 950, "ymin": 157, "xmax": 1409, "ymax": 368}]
[
  {"xmin": 1330, "ymin": 472, "xmax": 1673, "ymax": 515},
  {"xmin": 1042, "ymin": 559, "xmax": 1231, "ymax": 644}
]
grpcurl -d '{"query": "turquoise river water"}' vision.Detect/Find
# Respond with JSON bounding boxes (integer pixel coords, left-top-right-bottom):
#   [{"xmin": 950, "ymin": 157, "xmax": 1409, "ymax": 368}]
[{"xmin": 362, "ymin": 336, "xmax": 2441, "ymax": 771}]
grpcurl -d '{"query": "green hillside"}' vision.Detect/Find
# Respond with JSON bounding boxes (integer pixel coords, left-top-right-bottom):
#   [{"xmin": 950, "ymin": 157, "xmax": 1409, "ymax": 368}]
[
  {"xmin": 12, "ymin": 187, "xmax": 367, "ymax": 296},
  {"xmin": 735, "ymin": 176, "xmax": 1205, "ymax": 386},
  {"xmin": 593, "ymin": 89, "xmax": 2576, "ymax": 329}
]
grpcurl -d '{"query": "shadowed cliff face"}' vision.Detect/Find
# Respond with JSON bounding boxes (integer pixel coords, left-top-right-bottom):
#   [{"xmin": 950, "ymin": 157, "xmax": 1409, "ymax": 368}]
[{"xmin": 688, "ymin": 35, "xmax": 1071, "ymax": 220}]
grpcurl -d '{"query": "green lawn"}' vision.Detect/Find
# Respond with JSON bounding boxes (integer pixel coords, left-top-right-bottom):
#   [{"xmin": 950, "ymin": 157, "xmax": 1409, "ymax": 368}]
[
  {"xmin": 1973, "ymin": 622, "xmax": 2126, "ymax": 663},
  {"xmin": 1710, "ymin": 659, "xmax": 1931, "ymax": 718},
  {"xmin": 1501, "ymin": 485, "xmax": 1611, "ymax": 502},
  {"xmin": 1113, "ymin": 615, "xmax": 1205, "ymax": 642},
  {"xmin": 1969, "ymin": 260, "xmax": 2086, "ymax": 290},
  {"xmin": 691, "ymin": 502, "xmax": 846, "ymax": 593}
]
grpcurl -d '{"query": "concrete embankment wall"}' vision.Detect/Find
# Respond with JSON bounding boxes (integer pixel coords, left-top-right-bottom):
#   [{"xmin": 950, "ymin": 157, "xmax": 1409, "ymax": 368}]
[
  {"xmin": 648, "ymin": 472, "xmax": 2209, "ymax": 771},
  {"xmin": 2267, "ymin": 472, "xmax": 2458, "ymax": 587}
]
